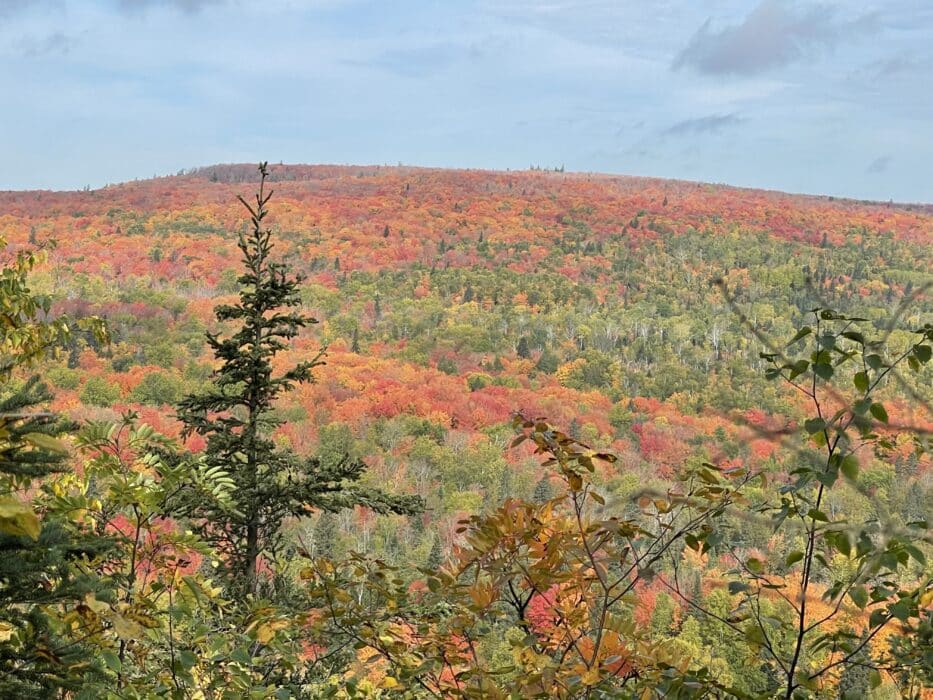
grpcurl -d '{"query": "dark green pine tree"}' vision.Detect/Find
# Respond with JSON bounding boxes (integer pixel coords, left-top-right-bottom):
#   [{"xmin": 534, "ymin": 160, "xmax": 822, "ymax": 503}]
[
  {"xmin": 535, "ymin": 347, "xmax": 559, "ymax": 374},
  {"xmin": 426, "ymin": 534, "xmax": 444, "ymax": 571},
  {"xmin": 531, "ymin": 476, "xmax": 552, "ymax": 503},
  {"xmin": 313, "ymin": 512, "xmax": 338, "ymax": 559},
  {"xmin": 516, "ymin": 335, "xmax": 531, "ymax": 359},
  {"xmin": 176, "ymin": 163, "xmax": 421, "ymax": 597},
  {"xmin": 0, "ymin": 239, "xmax": 112, "ymax": 696},
  {"xmin": 0, "ymin": 379, "xmax": 112, "ymax": 698}
]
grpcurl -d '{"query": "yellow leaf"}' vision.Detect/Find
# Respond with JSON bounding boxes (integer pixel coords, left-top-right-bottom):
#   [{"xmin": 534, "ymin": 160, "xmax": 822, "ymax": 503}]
[
  {"xmin": 0, "ymin": 496, "xmax": 41, "ymax": 539},
  {"xmin": 254, "ymin": 618, "xmax": 287, "ymax": 644},
  {"xmin": 84, "ymin": 593, "xmax": 110, "ymax": 614},
  {"xmin": 0, "ymin": 621, "xmax": 14, "ymax": 642},
  {"xmin": 110, "ymin": 613, "xmax": 145, "ymax": 641},
  {"xmin": 581, "ymin": 668, "xmax": 601, "ymax": 686},
  {"xmin": 256, "ymin": 622, "xmax": 276, "ymax": 644},
  {"xmin": 23, "ymin": 432, "xmax": 70, "ymax": 454},
  {"xmin": 381, "ymin": 676, "xmax": 400, "ymax": 689}
]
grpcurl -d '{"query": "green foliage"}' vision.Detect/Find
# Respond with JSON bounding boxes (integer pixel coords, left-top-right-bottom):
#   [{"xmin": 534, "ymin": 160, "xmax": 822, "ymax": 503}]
[
  {"xmin": 47, "ymin": 366, "xmax": 80, "ymax": 390},
  {"xmin": 436, "ymin": 355, "xmax": 458, "ymax": 375},
  {"xmin": 534, "ymin": 347, "xmax": 560, "ymax": 374},
  {"xmin": 0, "ymin": 237, "xmax": 112, "ymax": 697},
  {"xmin": 706, "ymin": 301, "xmax": 933, "ymax": 698},
  {"xmin": 129, "ymin": 370, "xmax": 184, "ymax": 406},
  {"xmin": 175, "ymin": 163, "xmax": 422, "ymax": 598},
  {"xmin": 649, "ymin": 592, "xmax": 676, "ymax": 637},
  {"xmin": 310, "ymin": 415, "xmax": 751, "ymax": 698},
  {"xmin": 145, "ymin": 342, "xmax": 177, "ymax": 368},
  {"xmin": 466, "ymin": 372, "xmax": 492, "ymax": 391},
  {"xmin": 315, "ymin": 422, "xmax": 356, "ymax": 469},
  {"xmin": 516, "ymin": 335, "xmax": 531, "ymax": 359},
  {"xmin": 81, "ymin": 376, "xmax": 122, "ymax": 407},
  {"xmin": 4, "ymin": 172, "xmax": 932, "ymax": 698}
]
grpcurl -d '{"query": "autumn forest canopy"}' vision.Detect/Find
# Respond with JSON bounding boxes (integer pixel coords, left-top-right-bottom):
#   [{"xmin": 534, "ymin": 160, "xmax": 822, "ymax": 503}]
[{"xmin": 0, "ymin": 162, "xmax": 930, "ymax": 699}]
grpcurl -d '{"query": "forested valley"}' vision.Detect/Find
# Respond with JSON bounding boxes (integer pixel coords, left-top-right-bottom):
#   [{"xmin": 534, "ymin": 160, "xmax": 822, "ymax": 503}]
[{"xmin": 0, "ymin": 163, "xmax": 930, "ymax": 698}]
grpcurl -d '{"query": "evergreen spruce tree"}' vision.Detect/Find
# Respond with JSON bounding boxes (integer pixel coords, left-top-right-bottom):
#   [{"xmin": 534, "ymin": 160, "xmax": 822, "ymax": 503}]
[
  {"xmin": 532, "ymin": 476, "xmax": 552, "ymax": 503},
  {"xmin": 0, "ymin": 241, "xmax": 111, "ymax": 696},
  {"xmin": 516, "ymin": 335, "xmax": 531, "ymax": 359},
  {"xmin": 426, "ymin": 534, "xmax": 444, "ymax": 570},
  {"xmin": 0, "ymin": 379, "xmax": 112, "ymax": 698},
  {"xmin": 535, "ymin": 347, "xmax": 559, "ymax": 374},
  {"xmin": 313, "ymin": 512, "xmax": 338, "ymax": 559},
  {"xmin": 176, "ymin": 163, "xmax": 421, "ymax": 597}
]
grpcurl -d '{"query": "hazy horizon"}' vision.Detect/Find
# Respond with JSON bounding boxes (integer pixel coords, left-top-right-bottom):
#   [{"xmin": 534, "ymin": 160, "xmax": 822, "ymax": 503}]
[{"xmin": 5, "ymin": 160, "xmax": 933, "ymax": 208}]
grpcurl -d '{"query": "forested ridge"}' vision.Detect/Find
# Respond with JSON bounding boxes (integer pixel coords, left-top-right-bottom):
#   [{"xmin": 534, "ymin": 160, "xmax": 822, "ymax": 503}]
[{"xmin": 0, "ymin": 163, "xmax": 930, "ymax": 698}]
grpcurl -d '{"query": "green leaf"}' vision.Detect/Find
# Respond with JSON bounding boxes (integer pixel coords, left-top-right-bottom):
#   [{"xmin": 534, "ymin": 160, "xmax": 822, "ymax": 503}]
[
  {"xmin": 803, "ymin": 418, "xmax": 825, "ymax": 435},
  {"xmin": 869, "ymin": 670, "xmax": 882, "ymax": 689},
  {"xmin": 100, "ymin": 650, "xmax": 122, "ymax": 673},
  {"xmin": 866, "ymin": 354, "xmax": 883, "ymax": 369},
  {"xmin": 849, "ymin": 586, "xmax": 868, "ymax": 610},
  {"xmin": 787, "ymin": 326, "xmax": 812, "ymax": 346},
  {"xmin": 788, "ymin": 359, "xmax": 810, "ymax": 379},
  {"xmin": 178, "ymin": 650, "xmax": 198, "ymax": 670},
  {"xmin": 813, "ymin": 362, "xmax": 833, "ymax": 380},
  {"xmin": 869, "ymin": 609, "xmax": 887, "ymax": 628},
  {"xmin": 785, "ymin": 551, "xmax": 804, "ymax": 567},
  {"xmin": 840, "ymin": 454, "xmax": 859, "ymax": 480},
  {"xmin": 903, "ymin": 544, "xmax": 926, "ymax": 566},
  {"xmin": 889, "ymin": 601, "xmax": 910, "ymax": 622},
  {"xmin": 835, "ymin": 534, "xmax": 851, "ymax": 557},
  {"xmin": 869, "ymin": 402, "xmax": 888, "ymax": 424},
  {"xmin": 853, "ymin": 371, "xmax": 869, "ymax": 393},
  {"xmin": 913, "ymin": 344, "xmax": 931, "ymax": 363},
  {"xmin": 841, "ymin": 331, "xmax": 865, "ymax": 345}
]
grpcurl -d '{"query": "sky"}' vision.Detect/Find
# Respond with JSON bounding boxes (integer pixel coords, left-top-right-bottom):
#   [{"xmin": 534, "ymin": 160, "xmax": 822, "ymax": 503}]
[{"xmin": 1, "ymin": 0, "xmax": 931, "ymax": 202}]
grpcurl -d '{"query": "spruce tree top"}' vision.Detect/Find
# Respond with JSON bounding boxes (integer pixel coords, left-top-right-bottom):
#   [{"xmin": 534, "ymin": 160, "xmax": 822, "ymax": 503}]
[{"xmin": 177, "ymin": 161, "xmax": 322, "ymax": 440}]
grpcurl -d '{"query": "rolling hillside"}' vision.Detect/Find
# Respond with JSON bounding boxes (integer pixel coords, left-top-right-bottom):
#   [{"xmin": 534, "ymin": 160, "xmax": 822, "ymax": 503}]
[
  {"xmin": 1, "ymin": 164, "xmax": 931, "ymax": 696},
  {"xmin": 2, "ymin": 164, "xmax": 930, "ymax": 548}
]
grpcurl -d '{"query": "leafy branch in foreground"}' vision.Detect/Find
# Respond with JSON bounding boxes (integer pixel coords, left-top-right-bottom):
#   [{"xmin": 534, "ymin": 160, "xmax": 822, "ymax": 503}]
[
  {"xmin": 695, "ymin": 299, "xmax": 932, "ymax": 699},
  {"xmin": 307, "ymin": 414, "xmax": 753, "ymax": 698},
  {"xmin": 0, "ymin": 236, "xmax": 112, "ymax": 697}
]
